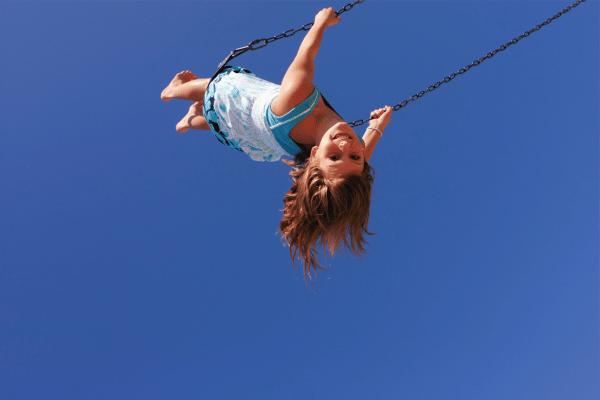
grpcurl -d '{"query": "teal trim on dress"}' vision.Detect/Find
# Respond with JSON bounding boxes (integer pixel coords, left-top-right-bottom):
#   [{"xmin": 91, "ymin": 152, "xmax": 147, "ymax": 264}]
[
  {"xmin": 266, "ymin": 87, "xmax": 364, "ymax": 157},
  {"xmin": 266, "ymin": 87, "xmax": 321, "ymax": 156}
]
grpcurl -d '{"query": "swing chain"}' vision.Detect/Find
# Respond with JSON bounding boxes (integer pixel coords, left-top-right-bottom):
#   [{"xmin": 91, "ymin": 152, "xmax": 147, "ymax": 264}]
[
  {"xmin": 216, "ymin": 0, "xmax": 365, "ymax": 72},
  {"xmin": 246, "ymin": 0, "xmax": 364, "ymax": 50},
  {"xmin": 348, "ymin": 0, "xmax": 587, "ymax": 128}
]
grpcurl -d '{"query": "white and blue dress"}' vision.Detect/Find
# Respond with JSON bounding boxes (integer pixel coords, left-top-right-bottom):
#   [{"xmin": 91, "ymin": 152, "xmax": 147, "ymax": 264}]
[{"xmin": 202, "ymin": 66, "xmax": 362, "ymax": 162}]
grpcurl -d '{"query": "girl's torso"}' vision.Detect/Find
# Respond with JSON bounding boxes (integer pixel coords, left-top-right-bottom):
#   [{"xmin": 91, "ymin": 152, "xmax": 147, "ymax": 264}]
[{"xmin": 203, "ymin": 67, "xmax": 347, "ymax": 161}]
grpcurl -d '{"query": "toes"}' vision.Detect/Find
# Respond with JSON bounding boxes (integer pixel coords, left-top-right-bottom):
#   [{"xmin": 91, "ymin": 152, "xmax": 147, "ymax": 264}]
[{"xmin": 176, "ymin": 70, "xmax": 197, "ymax": 82}]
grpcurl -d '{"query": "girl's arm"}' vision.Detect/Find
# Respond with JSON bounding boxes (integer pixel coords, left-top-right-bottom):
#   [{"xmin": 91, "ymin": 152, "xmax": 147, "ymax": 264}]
[
  {"xmin": 297, "ymin": 8, "xmax": 340, "ymax": 63},
  {"xmin": 270, "ymin": 8, "xmax": 340, "ymax": 117},
  {"xmin": 363, "ymin": 106, "xmax": 393, "ymax": 163}
]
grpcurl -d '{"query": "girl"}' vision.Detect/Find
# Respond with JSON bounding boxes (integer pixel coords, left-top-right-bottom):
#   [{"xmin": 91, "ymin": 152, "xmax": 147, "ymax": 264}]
[{"xmin": 161, "ymin": 8, "xmax": 393, "ymax": 282}]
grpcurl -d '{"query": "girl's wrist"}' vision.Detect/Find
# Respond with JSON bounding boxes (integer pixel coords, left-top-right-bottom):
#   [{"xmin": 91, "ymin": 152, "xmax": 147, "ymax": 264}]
[
  {"xmin": 312, "ymin": 21, "xmax": 329, "ymax": 34},
  {"xmin": 367, "ymin": 126, "xmax": 383, "ymax": 135}
]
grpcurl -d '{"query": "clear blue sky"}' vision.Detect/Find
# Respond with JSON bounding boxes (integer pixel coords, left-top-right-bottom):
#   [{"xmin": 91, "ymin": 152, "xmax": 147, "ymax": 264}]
[{"xmin": 1, "ymin": 1, "xmax": 598, "ymax": 399}]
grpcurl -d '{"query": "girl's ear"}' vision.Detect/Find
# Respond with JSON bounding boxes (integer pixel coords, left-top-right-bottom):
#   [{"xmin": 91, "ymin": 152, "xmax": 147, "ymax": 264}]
[{"xmin": 310, "ymin": 146, "xmax": 318, "ymax": 158}]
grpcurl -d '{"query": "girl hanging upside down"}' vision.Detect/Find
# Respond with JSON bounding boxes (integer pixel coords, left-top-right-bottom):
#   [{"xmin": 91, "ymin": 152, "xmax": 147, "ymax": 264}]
[{"xmin": 161, "ymin": 8, "xmax": 393, "ymax": 282}]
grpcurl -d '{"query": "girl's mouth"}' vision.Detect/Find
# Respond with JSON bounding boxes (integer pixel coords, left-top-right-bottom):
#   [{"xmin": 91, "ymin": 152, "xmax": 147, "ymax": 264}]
[{"xmin": 333, "ymin": 133, "xmax": 352, "ymax": 140}]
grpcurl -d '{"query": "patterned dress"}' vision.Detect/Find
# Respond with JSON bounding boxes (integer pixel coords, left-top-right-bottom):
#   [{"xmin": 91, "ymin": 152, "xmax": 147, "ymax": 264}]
[{"xmin": 202, "ymin": 66, "xmax": 290, "ymax": 162}]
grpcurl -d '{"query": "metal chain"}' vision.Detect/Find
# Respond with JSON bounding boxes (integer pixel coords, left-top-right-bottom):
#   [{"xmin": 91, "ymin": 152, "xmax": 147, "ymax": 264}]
[
  {"xmin": 215, "ymin": 0, "xmax": 366, "ymax": 73},
  {"xmin": 212, "ymin": 0, "xmax": 587, "ymax": 129},
  {"xmin": 348, "ymin": 0, "xmax": 587, "ymax": 127}
]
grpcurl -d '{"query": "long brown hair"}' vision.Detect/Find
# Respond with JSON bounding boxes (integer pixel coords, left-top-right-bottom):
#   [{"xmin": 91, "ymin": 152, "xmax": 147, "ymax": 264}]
[{"xmin": 278, "ymin": 152, "xmax": 375, "ymax": 283}]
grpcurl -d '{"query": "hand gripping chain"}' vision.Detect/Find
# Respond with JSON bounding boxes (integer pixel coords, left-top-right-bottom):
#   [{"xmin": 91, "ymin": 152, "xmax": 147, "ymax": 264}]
[{"xmin": 215, "ymin": 0, "xmax": 365, "ymax": 74}]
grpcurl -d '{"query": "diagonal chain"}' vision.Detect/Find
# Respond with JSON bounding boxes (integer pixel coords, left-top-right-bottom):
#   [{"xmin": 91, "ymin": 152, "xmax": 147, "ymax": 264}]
[{"xmin": 348, "ymin": 0, "xmax": 588, "ymax": 127}]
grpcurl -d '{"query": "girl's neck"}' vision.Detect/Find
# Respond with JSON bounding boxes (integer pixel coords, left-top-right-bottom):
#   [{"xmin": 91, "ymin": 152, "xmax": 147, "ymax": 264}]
[
  {"xmin": 313, "ymin": 105, "xmax": 344, "ymax": 146},
  {"xmin": 289, "ymin": 99, "xmax": 344, "ymax": 152}
]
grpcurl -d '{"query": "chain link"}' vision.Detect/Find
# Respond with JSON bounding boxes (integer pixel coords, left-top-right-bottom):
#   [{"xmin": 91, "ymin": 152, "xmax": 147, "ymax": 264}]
[{"xmin": 348, "ymin": 0, "xmax": 587, "ymax": 127}]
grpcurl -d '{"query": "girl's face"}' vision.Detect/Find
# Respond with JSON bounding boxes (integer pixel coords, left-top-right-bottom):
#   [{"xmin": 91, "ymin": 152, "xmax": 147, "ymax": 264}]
[{"xmin": 311, "ymin": 122, "xmax": 365, "ymax": 178}]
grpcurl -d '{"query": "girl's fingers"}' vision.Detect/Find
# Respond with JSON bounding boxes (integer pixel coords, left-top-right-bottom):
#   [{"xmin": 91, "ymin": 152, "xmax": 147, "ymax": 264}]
[{"xmin": 371, "ymin": 106, "xmax": 392, "ymax": 117}]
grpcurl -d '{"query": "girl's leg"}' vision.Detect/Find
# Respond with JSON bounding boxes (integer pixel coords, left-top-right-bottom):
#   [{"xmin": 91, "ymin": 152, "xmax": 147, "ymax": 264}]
[
  {"xmin": 176, "ymin": 102, "xmax": 210, "ymax": 133},
  {"xmin": 161, "ymin": 71, "xmax": 210, "ymax": 103}
]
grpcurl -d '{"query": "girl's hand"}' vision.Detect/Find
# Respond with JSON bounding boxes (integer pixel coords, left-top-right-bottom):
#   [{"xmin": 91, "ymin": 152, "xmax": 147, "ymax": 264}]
[
  {"xmin": 369, "ymin": 106, "xmax": 393, "ymax": 132},
  {"xmin": 315, "ymin": 7, "xmax": 341, "ymax": 28}
]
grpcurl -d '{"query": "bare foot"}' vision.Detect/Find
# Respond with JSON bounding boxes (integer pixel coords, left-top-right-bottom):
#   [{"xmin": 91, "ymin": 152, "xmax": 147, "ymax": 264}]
[
  {"xmin": 161, "ymin": 70, "xmax": 198, "ymax": 101},
  {"xmin": 176, "ymin": 101, "xmax": 203, "ymax": 133}
]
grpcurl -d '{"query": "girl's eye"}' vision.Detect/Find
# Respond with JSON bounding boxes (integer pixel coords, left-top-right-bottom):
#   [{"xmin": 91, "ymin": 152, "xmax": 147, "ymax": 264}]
[
  {"xmin": 329, "ymin": 155, "xmax": 340, "ymax": 161},
  {"xmin": 351, "ymin": 155, "xmax": 361, "ymax": 161}
]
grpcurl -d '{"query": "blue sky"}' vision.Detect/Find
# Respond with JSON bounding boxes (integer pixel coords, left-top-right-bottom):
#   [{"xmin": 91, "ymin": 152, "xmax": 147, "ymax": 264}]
[{"xmin": 1, "ymin": 1, "xmax": 598, "ymax": 399}]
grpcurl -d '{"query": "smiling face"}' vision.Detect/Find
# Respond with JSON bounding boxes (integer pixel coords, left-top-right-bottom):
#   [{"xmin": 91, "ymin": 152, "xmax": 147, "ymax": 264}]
[{"xmin": 310, "ymin": 122, "xmax": 365, "ymax": 178}]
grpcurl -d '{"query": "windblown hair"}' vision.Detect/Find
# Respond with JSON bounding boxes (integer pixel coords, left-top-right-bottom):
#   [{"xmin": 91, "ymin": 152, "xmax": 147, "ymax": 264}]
[{"xmin": 278, "ymin": 152, "xmax": 375, "ymax": 283}]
